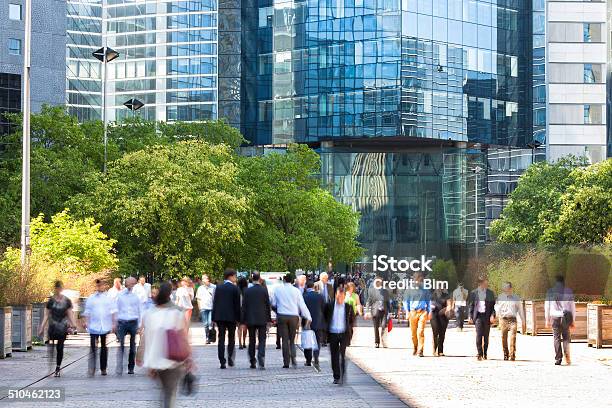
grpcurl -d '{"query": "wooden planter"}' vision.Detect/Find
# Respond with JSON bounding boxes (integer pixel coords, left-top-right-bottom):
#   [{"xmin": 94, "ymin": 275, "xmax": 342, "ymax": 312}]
[
  {"xmin": 587, "ymin": 303, "xmax": 612, "ymax": 348},
  {"xmin": 12, "ymin": 305, "xmax": 32, "ymax": 351},
  {"xmin": 524, "ymin": 301, "xmax": 551, "ymax": 335},
  {"xmin": 572, "ymin": 302, "xmax": 588, "ymax": 341},
  {"xmin": 0, "ymin": 307, "xmax": 12, "ymax": 358},
  {"xmin": 31, "ymin": 302, "xmax": 48, "ymax": 343}
]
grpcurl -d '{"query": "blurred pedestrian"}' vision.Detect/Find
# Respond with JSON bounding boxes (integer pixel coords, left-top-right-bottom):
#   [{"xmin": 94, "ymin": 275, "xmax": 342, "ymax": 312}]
[
  {"xmin": 39, "ymin": 281, "xmax": 76, "ymax": 377},
  {"xmin": 107, "ymin": 277, "xmax": 124, "ymax": 301},
  {"xmin": 325, "ymin": 287, "xmax": 355, "ymax": 385},
  {"xmin": 83, "ymin": 279, "xmax": 117, "ymax": 376},
  {"xmin": 237, "ymin": 277, "xmax": 249, "ymax": 349},
  {"xmin": 468, "ymin": 276, "xmax": 496, "ymax": 361},
  {"xmin": 116, "ymin": 277, "xmax": 143, "ymax": 375},
  {"xmin": 212, "ymin": 269, "xmax": 241, "ymax": 369},
  {"xmin": 142, "ymin": 282, "xmax": 190, "ymax": 408},
  {"xmin": 452, "ymin": 282, "xmax": 468, "ymax": 331},
  {"xmin": 545, "ymin": 275, "xmax": 576, "ymax": 366},
  {"xmin": 303, "ymin": 280, "xmax": 325, "ymax": 371},
  {"xmin": 429, "ymin": 287, "xmax": 451, "ymax": 356},
  {"xmin": 364, "ymin": 276, "xmax": 391, "ymax": 348},
  {"xmin": 404, "ymin": 272, "xmax": 430, "ymax": 357},
  {"xmin": 314, "ymin": 272, "xmax": 334, "ymax": 346},
  {"xmin": 295, "ymin": 274, "xmax": 307, "ymax": 294},
  {"xmin": 241, "ymin": 272, "xmax": 272, "ymax": 369},
  {"xmin": 195, "ymin": 274, "xmax": 215, "ymax": 344},
  {"xmin": 495, "ymin": 281, "xmax": 525, "ymax": 361},
  {"xmin": 134, "ymin": 276, "xmax": 151, "ymax": 304},
  {"xmin": 175, "ymin": 277, "xmax": 194, "ymax": 323}
]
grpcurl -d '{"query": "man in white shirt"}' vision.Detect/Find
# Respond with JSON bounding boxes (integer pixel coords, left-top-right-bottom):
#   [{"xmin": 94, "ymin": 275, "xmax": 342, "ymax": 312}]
[
  {"xmin": 325, "ymin": 287, "xmax": 355, "ymax": 385},
  {"xmin": 495, "ymin": 282, "xmax": 525, "ymax": 361},
  {"xmin": 545, "ymin": 275, "xmax": 576, "ymax": 366},
  {"xmin": 452, "ymin": 282, "xmax": 468, "ymax": 331},
  {"xmin": 468, "ymin": 277, "xmax": 496, "ymax": 360},
  {"xmin": 196, "ymin": 274, "xmax": 216, "ymax": 344},
  {"xmin": 107, "ymin": 277, "xmax": 124, "ymax": 300},
  {"xmin": 116, "ymin": 277, "xmax": 143, "ymax": 374},
  {"xmin": 133, "ymin": 276, "xmax": 151, "ymax": 304},
  {"xmin": 83, "ymin": 279, "xmax": 117, "ymax": 376},
  {"xmin": 271, "ymin": 274, "xmax": 312, "ymax": 368}
]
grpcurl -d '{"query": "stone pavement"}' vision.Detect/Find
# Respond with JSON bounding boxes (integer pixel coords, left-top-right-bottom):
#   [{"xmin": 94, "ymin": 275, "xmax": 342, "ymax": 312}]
[
  {"xmin": 347, "ymin": 320, "xmax": 612, "ymax": 408},
  {"xmin": 0, "ymin": 324, "xmax": 407, "ymax": 408}
]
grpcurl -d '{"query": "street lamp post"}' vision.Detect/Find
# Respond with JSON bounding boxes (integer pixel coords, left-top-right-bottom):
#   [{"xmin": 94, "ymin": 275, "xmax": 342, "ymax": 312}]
[
  {"xmin": 92, "ymin": 46, "xmax": 119, "ymax": 173},
  {"xmin": 123, "ymin": 98, "xmax": 145, "ymax": 118},
  {"xmin": 20, "ymin": 0, "xmax": 32, "ymax": 266},
  {"xmin": 527, "ymin": 140, "xmax": 543, "ymax": 165}
]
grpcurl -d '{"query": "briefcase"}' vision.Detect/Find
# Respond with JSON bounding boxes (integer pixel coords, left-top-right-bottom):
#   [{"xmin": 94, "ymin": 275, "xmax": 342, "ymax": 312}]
[{"xmin": 208, "ymin": 327, "xmax": 217, "ymax": 343}]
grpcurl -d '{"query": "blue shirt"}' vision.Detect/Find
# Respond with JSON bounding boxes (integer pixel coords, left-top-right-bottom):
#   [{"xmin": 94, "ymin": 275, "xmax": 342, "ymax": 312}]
[
  {"xmin": 404, "ymin": 286, "xmax": 431, "ymax": 312},
  {"xmin": 116, "ymin": 289, "xmax": 143, "ymax": 326},
  {"xmin": 329, "ymin": 302, "xmax": 346, "ymax": 334}
]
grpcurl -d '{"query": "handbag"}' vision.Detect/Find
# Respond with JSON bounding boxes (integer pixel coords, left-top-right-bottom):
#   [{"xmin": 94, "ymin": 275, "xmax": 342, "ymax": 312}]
[
  {"xmin": 135, "ymin": 333, "xmax": 145, "ymax": 367},
  {"xmin": 181, "ymin": 372, "xmax": 196, "ymax": 396},
  {"xmin": 301, "ymin": 329, "xmax": 318, "ymax": 350},
  {"xmin": 387, "ymin": 318, "xmax": 393, "ymax": 332},
  {"xmin": 208, "ymin": 327, "xmax": 217, "ymax": 343},
  {"xmin": 166, "ymin": 309, "xmax": 191, "ymax": 362}
]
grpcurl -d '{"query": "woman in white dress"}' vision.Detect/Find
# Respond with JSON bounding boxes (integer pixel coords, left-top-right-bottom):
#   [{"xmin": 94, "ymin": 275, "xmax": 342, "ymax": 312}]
[{"xmin": 175, "ymin": 277, "xmax": 194, "ymax": 323}]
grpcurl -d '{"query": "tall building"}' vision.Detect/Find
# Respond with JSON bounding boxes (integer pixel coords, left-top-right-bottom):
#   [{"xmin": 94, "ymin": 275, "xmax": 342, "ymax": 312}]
[{"xmin": 0, "ymin": 0, "xmax": 66, "ymax": 134}]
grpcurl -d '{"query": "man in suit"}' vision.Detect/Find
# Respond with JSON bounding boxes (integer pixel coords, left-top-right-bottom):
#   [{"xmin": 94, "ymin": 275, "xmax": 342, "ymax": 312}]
[
  {"xmin": 212, "ymin": 268, "xmax": 241, "ymax": 369},
  {"xmin": 365, "ymin": 276, "xmax": 391, "ymax": 348},
  {"xmin": 241, "ymin": 272, "xmax": 272, "ymax": 369},
  {"xmin": 303, "ymin": 280, "xmax": 325, "ymax": 371},
  {"xmin": 468, "ymin": 276, "xmax": 496, "ymax": 360},
  {"xmin": 325, "ymin": 286, "xmax": 355, "ymax": 385},
  {"xmin": 314, "ymin": 272, "xmax": 334, "ymax": 346}
]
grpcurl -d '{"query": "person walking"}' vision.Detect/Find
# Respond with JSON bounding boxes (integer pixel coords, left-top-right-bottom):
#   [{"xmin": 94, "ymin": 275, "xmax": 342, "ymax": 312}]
[
  {"xmin": 38, "ymin": 281, "xmax": 76, "ymax": 377},
  {"xmin": 325, "ymin": 287, "xmax": 355, "ymax": 385},
  {"xmin": 212, "ymin": 269, "xmax": 241, "ymax": 369},
  {"xmin": 116, "ymin": 277, "xmax": 143, "ymax": 375},
  {"xmin": 271, "ymin": 274, "xmax": 312, "ymax": 368},
  {"xmin": 429, "ymin": 287, "xmax": 451, "ymax": 356},
  {"xmin": 314, "ymin": 272, "xmax": 334, "ymax": 346},
  {"xmin": 468, "ymin": 276, "xmax": 496, "ymax": 360},
  {"xmin": 142, "ymin": 282, "xmax": 191, "ymax": 408},
  {"xmin": 303, "ymin": 280, "xmax": 325, "ymax": 371},
  {"xmin": 175, "ymin": 277, "xmax": 194, "ymax": 323},
  {"xmin": 495, "ymin": 281, "xmax": 525, "ymax": 361},
  {"xmin": 545, "ymin": 275, "xmax": 576, "ymax": 366},
  {"xmin": 133, "ymin": 276, "xmax": 151, "ymax": 304},
  {"xmin": 107, "ymin": 277, "xmax": 124, "ymax": 301},
  {"xmin": 404, "ymin": 272, "xmax": 430, "ymax": 357},
  {"xmin": 451, "ymin": 282, "xmax": 468, "ymax": 331},
  {"xmin": 237, "ymin": 277, "xmax": 249, "ymax": 349},
  {"xmin": 241, "ymin": 272, "xmax": 272, "ymax": 369},
  {"xmin": 365, "ymin": 276, "xmax": 391, "ymax": 348},
  {"xmin": 83, "ymin": 279, "xmax": 117, "ymax": 376},
  {"xmin": 195, "ymin": 274, "xmax": 216, "ymax": 344}
]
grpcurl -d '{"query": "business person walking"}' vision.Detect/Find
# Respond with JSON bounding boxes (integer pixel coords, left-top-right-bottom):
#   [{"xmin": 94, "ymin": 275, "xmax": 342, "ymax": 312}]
[
  {"xmin": 241, "ymin": 272, "xmax": 272, "ymax": 369},
  {"xmin": 212, "ymin": 269, "xmax": 241, "ymax": 369}
]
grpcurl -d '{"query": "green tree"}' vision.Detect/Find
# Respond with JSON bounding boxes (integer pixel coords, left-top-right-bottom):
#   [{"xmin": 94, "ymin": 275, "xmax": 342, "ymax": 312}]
[
  {"xmin": 71, "ymin": 141, "xmax": 249, "ymax": 279},
  {"xmin": 236, "ymin": 144, "xmax": 362, "ymax": 271}
]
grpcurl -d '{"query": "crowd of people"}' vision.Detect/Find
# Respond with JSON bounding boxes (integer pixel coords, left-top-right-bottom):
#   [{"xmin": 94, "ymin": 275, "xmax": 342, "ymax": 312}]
[{"xmin": 38, "ymin": 269, "xmax": 578, "ymax": 407}]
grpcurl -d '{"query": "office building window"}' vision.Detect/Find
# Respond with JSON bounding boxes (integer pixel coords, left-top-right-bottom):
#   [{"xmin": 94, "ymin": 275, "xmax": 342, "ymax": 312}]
[
  {"xmin": 8, "ymin": 38, "xmax": 21, "ymax": 55},
  {"xmin": 583, "ymin": 64, "xmax": 602, "ymax": 83},
  {"xmin": 9, "ymin": 3, "xmax": 22, "ymax": 20},
  {"xmin": 583, "ymin": 23, "xmax": 602, "ymax": 42}
]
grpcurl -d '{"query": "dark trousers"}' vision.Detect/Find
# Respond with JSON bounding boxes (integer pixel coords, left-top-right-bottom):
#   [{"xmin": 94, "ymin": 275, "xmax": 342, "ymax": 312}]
[
  {"xmin": 455, "ymin": 306, "xmax": 466, "ymax": 329},
  {"xmin": 248, "ymin": 325, "xmax": 267, "ymax": 367},
  {"xmin": 48, "ymin": 337, "xmax": 66, "ymax": 367},
  {"xmin": 216, "ymin": 321, "xmax": 236, "ymax": 365},
  {"xmin": 430, "ymin": 309, "xmax": 449, "ymax": 354},
  {"xmin": 277, "ymin": 315, "xmax": 299, "ymax": 366},
  {"xmin": 328, "ymin": 332, "xmax": 347, "ymax": 380},
  {"xmin": 303, "ymin": 329, "xmax": 322, "ymax": 364},
  {"xmin": 552, "ymin": 317, "xmax": 571, "ymax": 363},
  {"xmin": 117, "ymin": 319, "xmax": 138, "ymax": 373},
  {"xmin": 372, "ymin": 312, "xmax": 386, "ymax": 345},
  {"xmin": 475, "ymin": 313, "xmax": 491, "ymax": 357},
  {"xmin": 88, "ymin": 333, "xmax": 108, "ymax": 372}
]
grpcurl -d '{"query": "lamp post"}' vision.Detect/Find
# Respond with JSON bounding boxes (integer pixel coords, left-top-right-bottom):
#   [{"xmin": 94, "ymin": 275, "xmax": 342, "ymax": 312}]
[
  {"xmin": 526, "ymin": 140, "xmax": 543, "ymax": 165},
  {"xmin": 92, "ymin": 46, "xmax": 119, "ymax": 173},
  {"xmin": 123, "ymin": 98, "xmax": 145, "ymax": 118},
  {"xmin": 20, "ymin": 0, "xmax": 32, "ymax": 266}
]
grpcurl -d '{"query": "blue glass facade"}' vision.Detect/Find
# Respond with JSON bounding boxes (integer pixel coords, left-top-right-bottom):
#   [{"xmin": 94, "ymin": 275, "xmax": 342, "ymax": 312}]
[{"xmin": 242, "ymin": 0, "xmax": 533, "ymax": 147}]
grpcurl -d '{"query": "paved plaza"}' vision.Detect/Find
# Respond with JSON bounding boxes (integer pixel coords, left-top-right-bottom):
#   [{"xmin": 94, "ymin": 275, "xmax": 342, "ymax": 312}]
[
  {"xmin": 0, "ymin": 324, "xmax": 405, "ymax": 408},
  {"xmin": 348, "ymin": 321, "xmax": 612, "ymax": 408}
]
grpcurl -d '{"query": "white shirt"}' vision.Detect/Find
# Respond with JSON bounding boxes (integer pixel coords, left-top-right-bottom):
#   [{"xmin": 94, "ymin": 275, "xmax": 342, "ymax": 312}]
[
  {"xmin": 329, "ymin": 302, "xmax": 346, "ymax": 334},
  {"xmin": 452, "ymin": 286, "xmax": 468, "ymax": 307},
  {"xmin": 143, "ymin": 305, "xmax": 185, "ymax": 370},
  {"xmin": 495, "ymin": 293, "xmax": 525, "ymax": 320},
  {"xmin": 107, "ymin": 286, "xmax": 124, "ymax": 301},
  {"xmin": 83, "ymin": 291, "xmax": 117, "ymax": 335},
  {"xmin": 545, "ymin": 284, "xmax": 576, "ymax": 322},
  {"xmin": 133, "ymin": 283, "xmax": 149, "ymax": 304},
  {"xmin": 175, "ymin": 286, "xmax": 194, "ymax": 310},
  {"xmin": 195, "ymin": 284, "xmax": 216, "ymax": 310},
  {"xmin": 116, "ymin": 289, "xmax": 143, "ymax": 325},
  {"xmin": 476, "ymin": 288, "xmax": 487, "ymax": 313},
  {"xmin": 271, "ymin": 283, "xmax": 312, "ymax": 320}
]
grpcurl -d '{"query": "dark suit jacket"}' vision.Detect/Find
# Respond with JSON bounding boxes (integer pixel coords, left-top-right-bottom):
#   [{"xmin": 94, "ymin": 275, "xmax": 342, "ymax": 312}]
[
  {"xmin": 303, "ymin": 290, "xmax": 325, "ymax": 330},
  {"xmin": 324, "ymin": 302, "xmax": 355, "ymax": 341},
  {"xmin": 212, "ymin": 281, "xmax": 241, "ymax": 323},
  {"xmin": 241, "ymin": 284, "xmax": 272, "ymax": 326},
  {"xmin": 314, "ymin": 281, "xmax": 334, "ymax": 303},
  {"xmin": 468, "ymin": 288, "xmax": 496, "ymax": 321},
  {"xmin": 365, "ymin": 285, "xmax": 391, "ymax": 318}
]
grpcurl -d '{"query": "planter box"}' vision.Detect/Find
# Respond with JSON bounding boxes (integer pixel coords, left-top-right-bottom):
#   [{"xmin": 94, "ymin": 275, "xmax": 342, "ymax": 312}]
[
  {"xmin": 0, "ymin": 307, "xmax": 12, "ymax": 358},
  {"xmin": 31, "ymin": 302, "xmax": 48, "ymax": 343},
  {"xmin": 524, "ymin": 301, "xmax": 551, "ymax": 335},
  {"xmin": 587, "ymin": 303, "xmax": 612, "ymax": 348},
  {"xmin": 572, "ymin": 302, "xmax": 588, "ymax": 341},
  {"xmin": 12, "ymin": 305, "xmax": 32, "ymax": 351}
]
